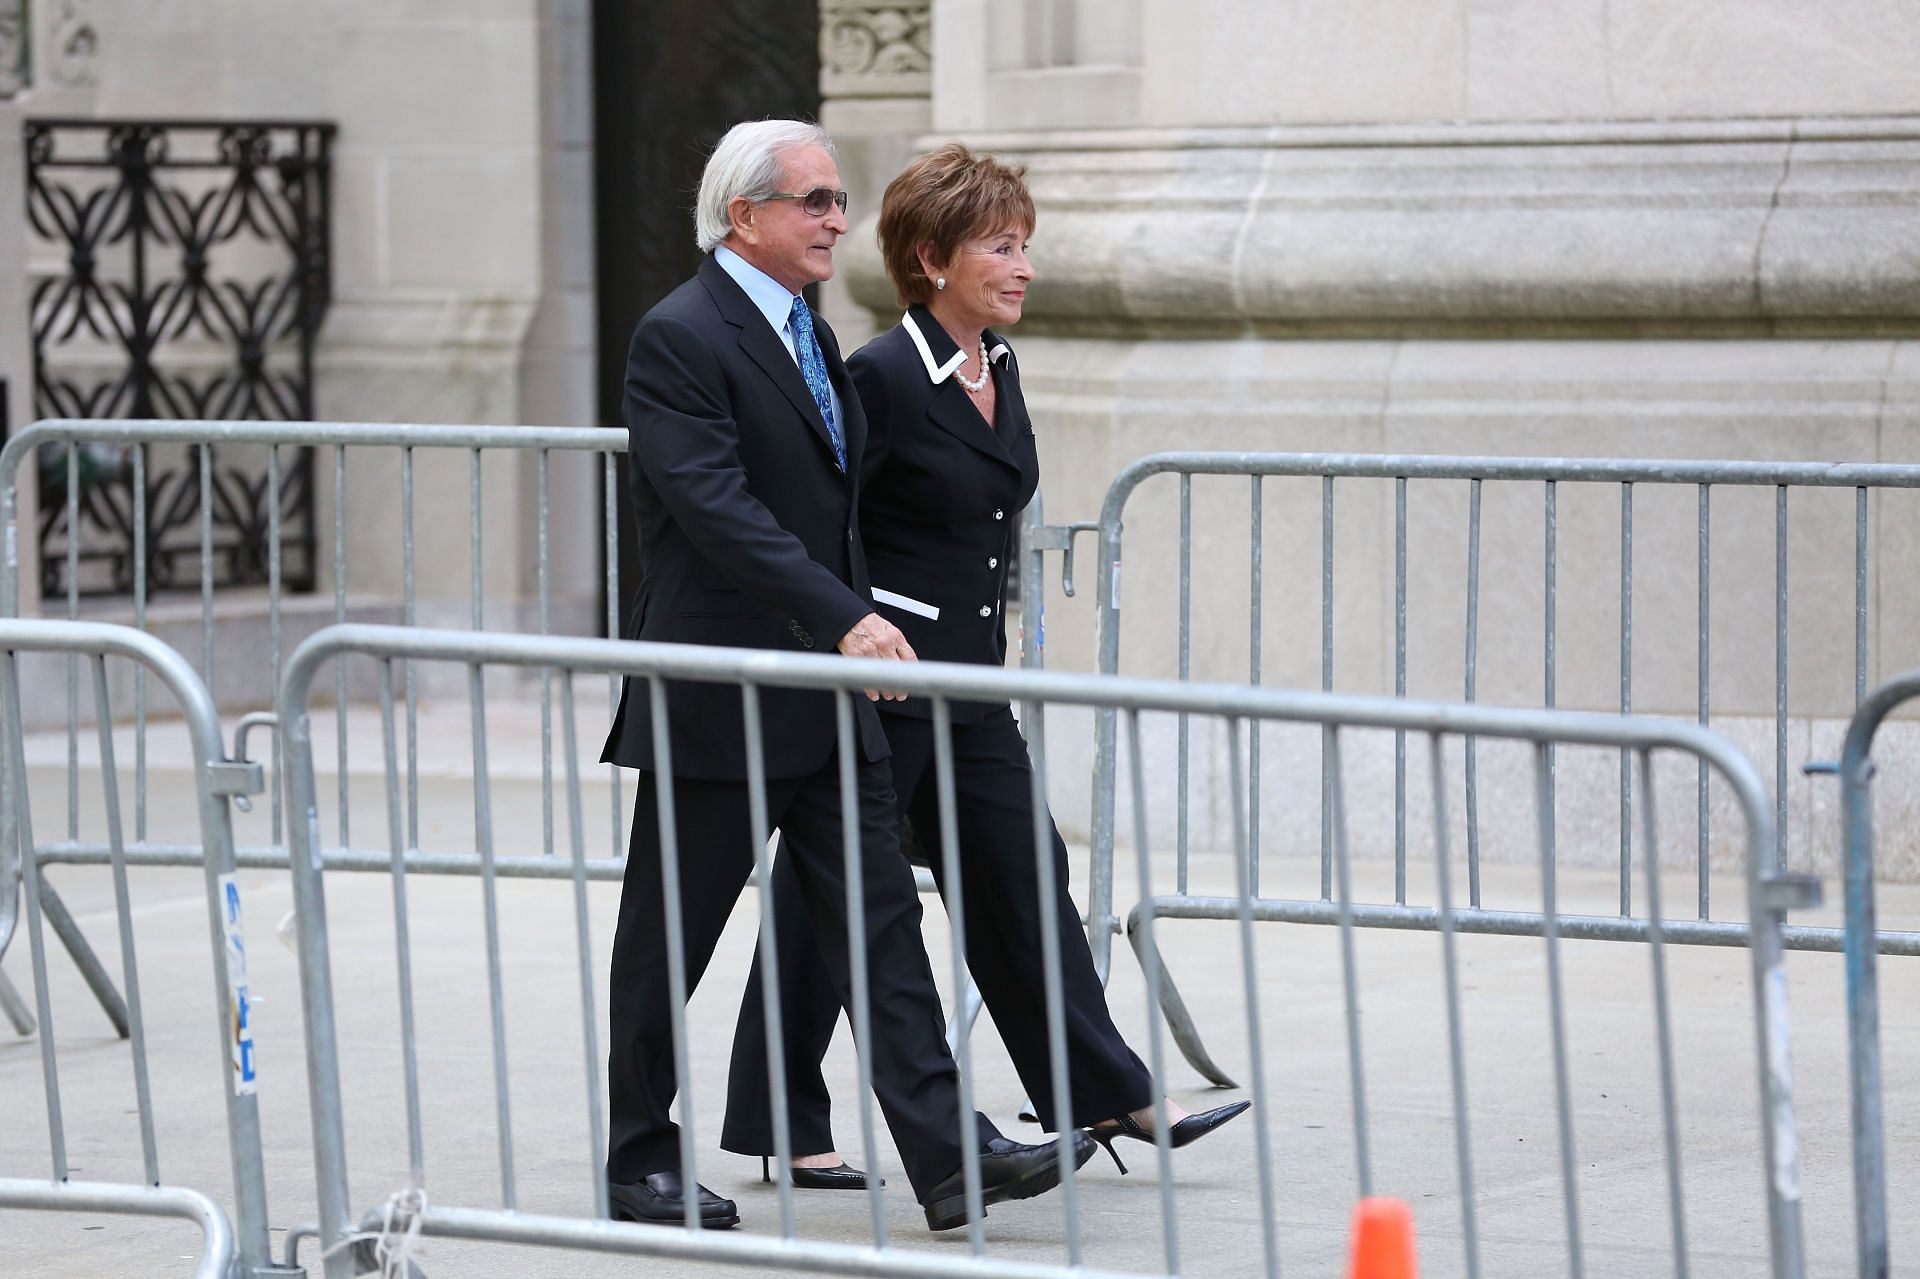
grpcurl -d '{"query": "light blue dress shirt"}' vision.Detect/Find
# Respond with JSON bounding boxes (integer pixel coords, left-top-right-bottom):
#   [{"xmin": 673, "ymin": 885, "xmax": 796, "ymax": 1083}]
[{"xmin": 713, "ymin": 245, "xmax": 843, "ymax": 430}]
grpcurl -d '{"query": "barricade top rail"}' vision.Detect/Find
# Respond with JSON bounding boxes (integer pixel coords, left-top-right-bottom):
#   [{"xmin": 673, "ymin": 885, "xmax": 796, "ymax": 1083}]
[
  {"xmin": 0, "ymin": 419, "xmax": 626, "ymax": 474},
  {"xmin": 1098, "ymin": 451, "xmax": 1920, "ymax": 526},
  {"xmin": 280, "ymin": 621, "xmax": 1770, "ymax": 781},
  {"xmin": 1840, "ymin": 669, "xmax": 1920, "ymax": 773},
  {"xmin": 0, "ymin": 617, "xmax": 226, "ymax": 754}
]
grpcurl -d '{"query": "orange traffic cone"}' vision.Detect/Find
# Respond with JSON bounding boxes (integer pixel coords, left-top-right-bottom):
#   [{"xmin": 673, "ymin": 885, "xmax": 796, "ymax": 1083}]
[{"xmin": 1347, "ymin": 1197, "xmax": 1417, "ymax": 1279}]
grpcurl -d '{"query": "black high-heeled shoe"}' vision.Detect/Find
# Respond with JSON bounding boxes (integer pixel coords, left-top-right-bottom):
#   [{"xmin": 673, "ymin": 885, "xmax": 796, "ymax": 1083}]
[
  {"xmin": 760, "ymin": 1155, "xmax": 884, "ymax": 1190},
  {"xmin": 1087, "ymin": 1100, "xmax": 1251, "ymax": 1175}
]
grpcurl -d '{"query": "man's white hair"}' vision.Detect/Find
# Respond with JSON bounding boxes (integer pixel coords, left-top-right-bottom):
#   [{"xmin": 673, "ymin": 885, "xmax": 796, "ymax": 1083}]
[{"xmin": 695, "ymin": 119, "xmax": 836, "ymax": 254}]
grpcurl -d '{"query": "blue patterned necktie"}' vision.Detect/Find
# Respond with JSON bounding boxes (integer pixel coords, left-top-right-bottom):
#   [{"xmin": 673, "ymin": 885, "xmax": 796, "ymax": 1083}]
[{"xmin": 788, "ymin": 295, "xmax": 845, "ymax": 471}]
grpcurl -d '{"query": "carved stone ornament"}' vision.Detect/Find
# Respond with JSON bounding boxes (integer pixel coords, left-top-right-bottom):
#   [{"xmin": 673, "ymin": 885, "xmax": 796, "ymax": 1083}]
[
  {"xmin": 46, "ymin": 0, "xmax": 99, "ymax": 89},
  {"xmin": 0, "ymin": 0, "xmax": 26, "ymax": 96},
  {"xmin": 820, "ymin": 0, "xmax": 931, "ymax": 99}
]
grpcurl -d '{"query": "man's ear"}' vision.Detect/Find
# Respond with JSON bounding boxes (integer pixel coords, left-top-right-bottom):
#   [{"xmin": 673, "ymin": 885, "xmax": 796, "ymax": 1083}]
[{"xmin": 728, "ymin": 195, "xmax": 758, "ymax": 245}]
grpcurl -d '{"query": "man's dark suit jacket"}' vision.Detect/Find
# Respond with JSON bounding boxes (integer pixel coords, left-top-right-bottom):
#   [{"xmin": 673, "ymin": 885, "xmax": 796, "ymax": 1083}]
[
  {"xmin": 600, "ymin": 255, "xmax": 888, "ymax": 780},
  {"xmin": 852, "ymin": 305, "xmax": 1040, "ymax": 722}
]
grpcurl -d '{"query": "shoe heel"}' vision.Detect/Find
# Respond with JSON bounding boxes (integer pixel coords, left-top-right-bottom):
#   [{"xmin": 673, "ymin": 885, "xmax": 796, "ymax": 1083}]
[
  {"xmin": 1089, "ymin": 1131, "xmax": 1128, "ymax": 1175},
  {"xmin": 761, "ymin": 1156, "xmax": 771, "ymax": 1184}
]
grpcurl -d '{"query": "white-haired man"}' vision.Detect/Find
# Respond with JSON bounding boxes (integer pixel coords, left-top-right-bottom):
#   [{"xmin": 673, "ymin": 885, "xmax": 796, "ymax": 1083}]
[{"xmin": 600, "ymin": 118, "xmax": 1088, "ymax": 1231}]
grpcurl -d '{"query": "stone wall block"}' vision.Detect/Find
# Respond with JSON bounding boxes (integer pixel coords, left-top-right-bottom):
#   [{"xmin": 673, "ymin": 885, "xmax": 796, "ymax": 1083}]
[
  {"xmin": 386, "ymin": 157, "xmax": 541, "ymax": 291},
  {"xmin": 906, "ymin": 127, "xmax": 1920, "ymax": 334}
]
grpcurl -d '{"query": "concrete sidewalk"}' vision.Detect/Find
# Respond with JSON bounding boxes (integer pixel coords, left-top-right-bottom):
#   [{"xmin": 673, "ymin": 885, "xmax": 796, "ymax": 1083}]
[{"xmin": 3, "ymin": 716, "xmax": 1916, "ymax": 1277}]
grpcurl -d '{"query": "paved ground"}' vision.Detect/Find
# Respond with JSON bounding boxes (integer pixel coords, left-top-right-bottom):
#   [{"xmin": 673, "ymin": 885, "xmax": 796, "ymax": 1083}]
[{"xmin": 3, "ymin": 704, "xmax": 1917, "ymax": 1278}]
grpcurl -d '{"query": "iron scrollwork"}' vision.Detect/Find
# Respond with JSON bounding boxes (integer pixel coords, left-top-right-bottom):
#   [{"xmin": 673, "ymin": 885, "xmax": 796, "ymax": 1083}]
[{"xmin": 24, "ymin": 118, "xmax": 335, "ymax": 597}]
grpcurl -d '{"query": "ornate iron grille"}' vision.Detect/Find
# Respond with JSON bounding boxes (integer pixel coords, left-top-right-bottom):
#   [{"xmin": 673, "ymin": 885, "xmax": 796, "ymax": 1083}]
[{"xmin": 23, "ymin": 118, "xmax": 334, "ymax": 596}]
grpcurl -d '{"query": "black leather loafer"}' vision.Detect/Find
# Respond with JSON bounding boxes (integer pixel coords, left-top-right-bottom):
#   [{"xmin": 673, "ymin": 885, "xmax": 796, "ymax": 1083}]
[
  {"xmin": 608, "ymin": 1171, "xmax": 740, "ymax": 1229},
  {"xmin": 922, "ymin": 1131, "xmax": 1095, "ymax": 1231},
  {"xmin": 760, "ymin": 1156, "xmax": 885, "ymax": 1190}
]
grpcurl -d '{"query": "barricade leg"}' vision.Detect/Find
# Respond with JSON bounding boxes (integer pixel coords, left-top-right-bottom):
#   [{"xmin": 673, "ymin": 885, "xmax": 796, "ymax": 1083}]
[
  {"xmin": 35, "ymin": 876, "xmax": 131, "ymax": 1036},
  {"xmin": 0, "ymin": 965, "xmax": 33, "ymax": 1034},
  {"xmin": 1123, "ymin": 914, "xmax": 1238, "ymax": 1087}
]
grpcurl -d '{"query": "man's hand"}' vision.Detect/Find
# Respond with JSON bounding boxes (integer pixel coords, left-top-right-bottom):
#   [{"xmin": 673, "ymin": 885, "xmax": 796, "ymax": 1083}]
[{"xmin": 836, "ymin": 612, "xmax": 917, "ymax": 701}]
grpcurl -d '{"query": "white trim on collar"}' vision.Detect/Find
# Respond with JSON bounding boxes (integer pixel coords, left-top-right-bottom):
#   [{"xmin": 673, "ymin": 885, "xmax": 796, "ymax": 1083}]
[{"xmin": 902, "ymin": 311, "xmax": 1013, "ymax": 385}]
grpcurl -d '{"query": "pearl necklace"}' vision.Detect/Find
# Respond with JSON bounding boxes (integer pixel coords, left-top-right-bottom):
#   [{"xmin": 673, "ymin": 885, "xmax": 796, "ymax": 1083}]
[{"xmin": 953, "ymin": 340, "xmax": 990, "ymax": 394}]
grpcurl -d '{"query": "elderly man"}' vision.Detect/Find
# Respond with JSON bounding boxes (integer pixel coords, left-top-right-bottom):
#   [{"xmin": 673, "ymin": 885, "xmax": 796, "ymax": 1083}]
[{"xmin": 600, "ymin": 118, "xmax": 1088, "ymax": 1232}]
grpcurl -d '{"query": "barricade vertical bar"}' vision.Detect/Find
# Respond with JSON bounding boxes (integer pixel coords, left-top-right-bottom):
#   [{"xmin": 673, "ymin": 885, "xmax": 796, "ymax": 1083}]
[
  {"xmin": 3, "ymin": 647, "xmax": 69, "ymax": 1179},
  {"xmin": 1224, "ymin": 717, "xmax": 1280, "ymax": 1278},
  {"xmin": 931, "ymin": 696, "xmax": 987, "ymax": 1254},
  {"xmin": 1698, "ymin": 485, "xmax": 1711, "ymax": 920},
  {"xmin": 199, "ymin": 444, "xmax": 214, "ymax": 693},
  {"xmin": 66, "ymin": 445, "xmax": 78, "ymax": 842},
  {"xmin": 1635, "ymin": 751, "xmax": 1689, "ymax": 1279},
  {"xmin": 1840, "ymin": 691, "xmax": 1889, "ymax": 1279},
  {"xmin": 1855, "ymin": 487, "xmax": 1867, "ymax": 705},
  {"xmin": 1748, "ymin": 792, "xmax": 1807, "ymax": 1278},
  {"xmin": 133, "ymin": 443, "xmax": 148, "ymax": 842},
  {"xmin": 1326, "ymin": 731, "xmax": 1372, "ymax": 1194},
  {"xmin": 1177, "ymin": 474, "xmax": 1191, "ymax": 894},
  {"xmin": 468, "ymin": 644, "xmax": 517, "ymax": 1208},
  {"xmin": 1544, "ymin": 482, "xmax": 1558, "ymax": 854},
  {"xmin": 539, "ymin": 449, "xmax": 555, "ymax": 857},
  {"xmin": 741, "ymin": 684, "xmax": 796, "ymax": 1239},
  {"xmin": 1427, "ymin": 733, "xmax": 1481, "ymax": 1279},
  {"xmin": 1621, "ymin": 483, "xmax": 1634, "ymax": 917},
  {"xmin": 91, "ymin": 656, "xmax": 159, "ymax": 1185},
  {"xmin": 558, "ymin": 671, "xmax": 608, "ymax": 1222},
  {"xmin": 1124, "ymin": 709, "xmax": 1180, "ymax": 1272},
  {"xmin": 1249, "ymin": 475, "xmax": 1263, "ymax": 898},
  {"xmin": 282, "ymin": 660, "xmax": 354, "ymax": 1278},
  {"xmin": 333, "ymin": 446, "xmax": 349, "ymax": 846},
  {"xmin": 1775, "ymin": 485, "xmax": 1788, "ymax": 872},
  {"xmin": 1319, "ymin": 476, "xmax": 1333, "ymax": 901},
  {"xmin": 1394, "ymin": 476, "xmax": 1407, "ymax": 905},
  {"xmin": 179, "ymin": 638, "xmax": 275, "ymax": 1274},
  {"xmin": 1465, "ymin": 477, "xmax": 1482, "ymax": 907},
  {"xmin": 836, "ymin": 690, "xmax": 888, "ymax": 1248},
  {"xmin": 606, "ymin": 454, "xmax": 624, "ymax": 861},
  {"xmin": 267, "ymin": 445, "xmax": 284, "ymax": 843},
  {"xmin": 402, "ymin": 447, "xmax": 420, "ymax": 852},
  {"xmin": 1534, "ymin": 741, "xmax": 1584, "ymax": 1278},
  {"xmin": 1025, "ymin": 697, "xmax": 1084, "ymax": 1263},
  {"xmin": 376, "ymin": 658, "xmax": 425, "ymax": 1184},
  {"xmin": 645, "ymin": 677, "xmax": 702, "ymax": 1230}
]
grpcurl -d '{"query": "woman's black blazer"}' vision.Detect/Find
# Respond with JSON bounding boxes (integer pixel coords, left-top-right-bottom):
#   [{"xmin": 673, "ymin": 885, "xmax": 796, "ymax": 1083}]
[{"xmin": 851, "ymin": 304, "xmax": 1040, "ymax": 722}]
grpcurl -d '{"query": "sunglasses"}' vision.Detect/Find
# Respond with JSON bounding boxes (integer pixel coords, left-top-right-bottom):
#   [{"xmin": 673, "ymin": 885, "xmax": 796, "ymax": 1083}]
[{"xmin": 764, "ymin": 187, "xmax": 849, "ymax": 217}]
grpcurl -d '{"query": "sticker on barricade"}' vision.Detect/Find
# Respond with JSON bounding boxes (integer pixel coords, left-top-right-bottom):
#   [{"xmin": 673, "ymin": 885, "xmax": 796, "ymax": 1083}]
[{"xmin": 219, "ymin": 873, "xmax": 257, "ymax": 1096}]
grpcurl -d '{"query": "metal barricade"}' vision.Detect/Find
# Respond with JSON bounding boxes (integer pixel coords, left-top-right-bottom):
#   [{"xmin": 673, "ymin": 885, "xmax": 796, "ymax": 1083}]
[
  {"xmin": 0, "ymin": 617, "xmax": 286, "ymax": 1278},
  {"xmin": 0, "ymin": 419, "xmax": 629, "ymax": 1034},
  {"xmin": 1077, "ymin": 453, "xmax": 1920, "ymax": 1084},
  {"xmin": 1830, "ymin": 670, "xmax": 1920, "ymax": 1279},
  {"xmin": 281, "ymin": 622, "xmax": 1804, "ymax": 1279}
]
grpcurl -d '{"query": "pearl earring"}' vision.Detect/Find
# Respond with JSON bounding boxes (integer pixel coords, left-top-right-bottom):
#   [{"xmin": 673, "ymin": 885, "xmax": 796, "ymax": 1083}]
[{"xmin": 935, "ymin": 276, "xmax": 946, "ymax": 291}]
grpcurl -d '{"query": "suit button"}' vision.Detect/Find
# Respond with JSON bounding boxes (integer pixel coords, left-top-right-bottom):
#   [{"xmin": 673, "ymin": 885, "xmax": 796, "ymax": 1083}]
[
  {"xmin": 993, "ymin": 509, "xmax": 1004, "ymax": 520},
  {"xmin": 988, "ymin": 556, "xmax": 998, "ymax": 569},
  {"xmin": 978, "ymin": 605, "xmax": 992, "ymax": 617}
]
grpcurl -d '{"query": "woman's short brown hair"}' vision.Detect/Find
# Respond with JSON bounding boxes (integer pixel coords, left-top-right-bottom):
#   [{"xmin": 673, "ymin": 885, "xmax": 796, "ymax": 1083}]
[{"xmin": 877, "ymin": 143, "xmax": 1034, "ymax": 307}]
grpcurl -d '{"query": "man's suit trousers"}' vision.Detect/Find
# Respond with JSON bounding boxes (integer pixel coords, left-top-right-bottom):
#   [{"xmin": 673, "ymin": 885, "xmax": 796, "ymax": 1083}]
[{"xmin": 604, "ymin": 750, "xmax": 968, "ymax": 1200}]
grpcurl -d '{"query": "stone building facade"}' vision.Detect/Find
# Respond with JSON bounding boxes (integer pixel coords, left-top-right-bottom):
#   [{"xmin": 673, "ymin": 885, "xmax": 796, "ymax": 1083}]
[{"xmin": 4, "ymin": 1, "xmax": 1919, "ymax": 871}]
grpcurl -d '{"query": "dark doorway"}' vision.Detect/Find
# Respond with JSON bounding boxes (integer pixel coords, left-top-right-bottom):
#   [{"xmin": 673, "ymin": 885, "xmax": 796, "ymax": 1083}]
[{"xmin": 592, "ymin": 0, "xmax": 823, "ymax": 630}]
